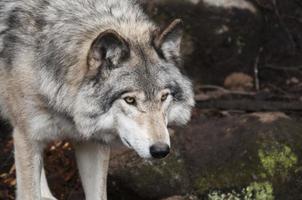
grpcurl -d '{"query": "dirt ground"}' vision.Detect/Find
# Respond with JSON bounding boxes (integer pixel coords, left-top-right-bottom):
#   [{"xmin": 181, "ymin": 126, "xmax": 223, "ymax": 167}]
[{"xmin": 1, "ymin": 0, "xmax": 302, "ymax": 199}]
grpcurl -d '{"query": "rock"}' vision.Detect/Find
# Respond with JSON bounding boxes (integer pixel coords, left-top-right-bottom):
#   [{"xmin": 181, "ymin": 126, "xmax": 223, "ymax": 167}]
[
  {"xmin": 109, "ymin": 144, "xmax": 191, "ymax": 199},
  {"xmin": 224, "ymin": 72, "xmax": 253, "ymax": 91},
  {"xmin": 250, "ymin": 112, "xmax": 289, "ymax": 123},
  {"xmin": 145, "ymin": 0, "xmax": 262, "ymax": 85},
  {"xmin": 202, "ymin": 0, "xmax": 257, "ymax": 13},
  {"xmin": 109, "ymin": 111, "xmax": 302, "ymax": 200}
]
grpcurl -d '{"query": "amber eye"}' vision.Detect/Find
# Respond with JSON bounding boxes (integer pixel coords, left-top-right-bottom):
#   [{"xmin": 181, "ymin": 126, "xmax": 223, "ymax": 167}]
[
  {"xmin": 124, "ymin": 97, "xmax": 136, "ymax": 105},
  {"xmin": 161, "ymin": 93, "xmax": 169, "ymax": 102}
]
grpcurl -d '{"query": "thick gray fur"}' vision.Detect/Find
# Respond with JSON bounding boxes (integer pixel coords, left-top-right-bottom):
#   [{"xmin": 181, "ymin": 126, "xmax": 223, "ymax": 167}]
[{"xmin": 0, "ymin": 0, "xmax": 194, "ymax": 199}]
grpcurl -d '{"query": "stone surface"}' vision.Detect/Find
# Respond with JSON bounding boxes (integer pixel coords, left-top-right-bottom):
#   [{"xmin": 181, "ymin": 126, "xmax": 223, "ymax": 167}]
[{"xmin": 109, "ymin": 112, "xmax": 302, "ymax": 199}]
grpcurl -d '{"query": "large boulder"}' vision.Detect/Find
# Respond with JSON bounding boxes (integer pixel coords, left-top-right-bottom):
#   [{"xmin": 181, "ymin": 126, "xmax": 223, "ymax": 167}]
[
  {"xmin": 144, "ymin": 0, "xmax": 262, "ymax": 85},
  {"xmin": 108, "ymin": 112, "xmax": 302, "ymax": 200}
]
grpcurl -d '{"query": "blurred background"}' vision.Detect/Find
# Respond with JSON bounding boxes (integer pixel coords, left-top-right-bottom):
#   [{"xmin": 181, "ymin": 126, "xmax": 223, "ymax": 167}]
[{"xmin": 1, "ymin": 0, "xmax": 302, "ymax": 199}]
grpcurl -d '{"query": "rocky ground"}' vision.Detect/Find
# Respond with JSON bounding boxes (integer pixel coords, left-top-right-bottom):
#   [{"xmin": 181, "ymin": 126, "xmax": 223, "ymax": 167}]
[
  {"xmin": 1, "ymin": 0, "xmax": 302, "ymax": 199},
  {"xmin": 1, "ymin": 110, "xmax": 302, "ymax": 200}
]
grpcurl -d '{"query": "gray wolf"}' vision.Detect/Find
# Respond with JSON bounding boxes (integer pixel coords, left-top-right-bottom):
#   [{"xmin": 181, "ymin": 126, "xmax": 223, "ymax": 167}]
[{"xmin": 0, "ymin": 0, "xmax": 194, "ymax": 199}]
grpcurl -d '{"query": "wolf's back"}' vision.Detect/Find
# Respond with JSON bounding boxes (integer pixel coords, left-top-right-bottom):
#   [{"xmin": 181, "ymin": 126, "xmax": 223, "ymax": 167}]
[
  {"xmin": 0, "ymin": 0, "xmax": 152, "ymax": 75},
  {"xmin": 0, "ymin": 0, "xmax": 153, "ymax": 119}
]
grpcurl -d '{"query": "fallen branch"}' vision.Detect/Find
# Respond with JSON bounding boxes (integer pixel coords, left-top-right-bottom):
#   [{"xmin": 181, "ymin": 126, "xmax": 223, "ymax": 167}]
[
  {"xmin": 195, "ymin": 85, "xmax": 300, "ymax": 102},
  {"xmin": 198, "ymin": 85, "xmax": 256, "ymax": 96},
  {"xmin": 263, "ymin": 64, "xmax": 302, "ymax": 71},
  {"xmin": 196, "ymin": 99, "xmax": 302, "ymax": 112}
]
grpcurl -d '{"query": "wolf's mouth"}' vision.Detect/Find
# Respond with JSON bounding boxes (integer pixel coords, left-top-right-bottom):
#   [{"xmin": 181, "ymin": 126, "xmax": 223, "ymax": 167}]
[{"xmin": 122, "ymin": 137, "xmax": 132, "ymax": 148}]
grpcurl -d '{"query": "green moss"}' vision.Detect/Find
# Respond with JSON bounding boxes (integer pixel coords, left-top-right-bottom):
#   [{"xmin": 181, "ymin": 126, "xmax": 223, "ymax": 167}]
[
  {"xmin": 208, "ymin": 190, "xmax": 241, "ymax": 200},
  {"xmin": 193, "ymin": 159, "xmax": 265, "ymax": 194},
  {"xmin": 194, "ymin": 141, "xmax": 298, "ymax": 195},
  {"xmin": 195, "ymin": 177, "xmax": 209, "ymax": 193},
  {"xmin": 207, "ymin": 182, "xmax": 274, "ymax": 200},
  {"xmin": 245, "ymin": 182, "xmax": 274, "ymax": 200},
  {"xmin": 258, "ymin": 142, "xmax": 298, "ymax": 177}
]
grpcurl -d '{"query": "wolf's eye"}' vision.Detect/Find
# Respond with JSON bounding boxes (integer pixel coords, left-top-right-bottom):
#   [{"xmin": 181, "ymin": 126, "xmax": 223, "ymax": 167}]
[
  {"xmin": 161, "ymin": 93, "xmax": 169, "ymax": 102},
  {"xmin": 124, "ymin": 97, "xmax": 136, "ymax": 105}
]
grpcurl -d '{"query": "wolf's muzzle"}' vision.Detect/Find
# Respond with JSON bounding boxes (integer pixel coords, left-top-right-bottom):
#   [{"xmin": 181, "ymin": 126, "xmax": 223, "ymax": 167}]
[{"xmin": 149, "ymin": 142, "xmax": 170, "ymax": 159}]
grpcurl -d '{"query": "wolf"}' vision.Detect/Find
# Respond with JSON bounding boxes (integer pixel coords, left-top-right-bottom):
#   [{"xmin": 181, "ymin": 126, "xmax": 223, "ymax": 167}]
[{"xmin": 0, "ymin": 0, "xmax": 194, "ymax": 199}]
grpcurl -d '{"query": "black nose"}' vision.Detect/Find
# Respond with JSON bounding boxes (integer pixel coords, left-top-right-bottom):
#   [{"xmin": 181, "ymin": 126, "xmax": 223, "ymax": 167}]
[{"xmin": 150, "ymin": 143, "xmax": 170, "ymax": 159}]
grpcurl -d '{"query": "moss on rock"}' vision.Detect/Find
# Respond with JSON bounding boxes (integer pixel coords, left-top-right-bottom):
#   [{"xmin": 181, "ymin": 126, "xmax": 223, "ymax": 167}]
[
  {"xmin": 109, "ymin": 115, "xmax": 302, "ymax": 199},
  {"xmin": 112, "ymin": 150, "xmax": 190, "ymax": 199},
  {"xmin": 207, "ymin": 182, "xmax": 274, "ymax": 200},
  {"xmin": 258, "ymin": 142, "xmax": 297, "ymax": 178}
]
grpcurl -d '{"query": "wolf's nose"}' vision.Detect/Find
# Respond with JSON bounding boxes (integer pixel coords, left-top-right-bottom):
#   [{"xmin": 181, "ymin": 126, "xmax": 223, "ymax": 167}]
[{"xmin": 150, "ymin": 143, "xmax": 170, "ymax": 159}]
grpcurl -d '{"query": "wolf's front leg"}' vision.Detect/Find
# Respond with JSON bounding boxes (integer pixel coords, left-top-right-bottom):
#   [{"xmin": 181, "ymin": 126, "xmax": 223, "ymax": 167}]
[
  {"xmin": 14, "ymin": 128, "xmax": 44, "ymax": 200},
  {"xmin": 75, "ymin": 141, "xmax": 110, "ymax": 200},
  {"xmin": 41, "ymin": 166, "xmax": 57, "ymax": 200}
]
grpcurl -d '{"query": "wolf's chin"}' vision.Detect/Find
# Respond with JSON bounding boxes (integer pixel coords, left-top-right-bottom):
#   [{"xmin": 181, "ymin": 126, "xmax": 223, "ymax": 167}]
[{"xmin": 135, "ymin": 150, "xmax": 152, "ymax": 159}]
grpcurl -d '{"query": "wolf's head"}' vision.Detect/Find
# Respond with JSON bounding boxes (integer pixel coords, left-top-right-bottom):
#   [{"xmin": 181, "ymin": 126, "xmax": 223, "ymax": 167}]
[{"xmin": 74, "ymin": 20, "xmax": 194, "ymax": 159}]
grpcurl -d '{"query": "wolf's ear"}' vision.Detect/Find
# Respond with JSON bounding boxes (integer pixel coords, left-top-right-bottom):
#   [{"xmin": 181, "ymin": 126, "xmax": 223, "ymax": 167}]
[
  {"xmin": 87, "ymin": 30, "xmax": 129, "ymax": 71},
  {"xmin": 153, "ymin": 19, "xmax": 183, "ymax": 65}
]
